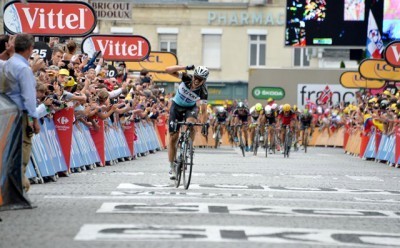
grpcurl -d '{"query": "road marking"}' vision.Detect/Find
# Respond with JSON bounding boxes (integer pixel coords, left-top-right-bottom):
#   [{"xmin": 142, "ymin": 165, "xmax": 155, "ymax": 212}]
[
  {"xmin": 43, "ymin": 194, "xmax": 400, "ymax": 205},
  {"xmin": 346, "ymin": 176, "xmax": 384, "ymax": 182},
  {"xmin": 74, "ymin": 224, "xmax": 400, "ymax": 246},
  {"xmin": 116, "ymin": 183, "xmax": 400, "ymax": 195},
  {"xmin": 96, "ymin": 202, "xmax": 400, "ymax": 218}
]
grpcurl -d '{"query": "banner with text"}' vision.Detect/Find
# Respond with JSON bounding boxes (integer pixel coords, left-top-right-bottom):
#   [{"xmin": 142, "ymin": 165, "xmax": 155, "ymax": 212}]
[{"xmin": 297, "ymin": 84, "xmax": 357, "ymax": 108}]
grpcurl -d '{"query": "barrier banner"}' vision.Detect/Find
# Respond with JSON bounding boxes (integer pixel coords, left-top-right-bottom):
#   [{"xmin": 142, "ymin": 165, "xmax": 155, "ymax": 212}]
[
  {"xmin": 0, "ymin": 95, "xmax": 31, "ymax": 210},
  {"xmin": 53, "ymin": 108, "xmax": 74, "ymax": 169},
  {"xmin": 42, "ymin": 118, "xmax": 68, "ymax": 173},
  {"xmin": 375, "ymin": 131, "xmax": 382, "ymax": 155},
  {"xmin": 343, "ymin": 127, "xmax": 350, "ymax": 148},
  {"xmin": 359, "ymin": 133, "xmax": 370, "ymax": 158},
  {"xmin": 363, "ymin": 132, "xmax": 376, "ymax": 159},
  {"xmin": 156, "ymin": 115, "xmax": 167, "ymax": 148},
  {"xmin": 376, "ymin": 135, "xmax": 389, "ymax": 161},
  {"xmin": 90, "ymin": 118, "xmax": 105, "ymax": 166},
  {"xmin": 396, "ymin": 127, "xmax": 400, "ymax": 164},
  {"xmin": 123, "ymin": 120, "xmax": 135, "ymax": 156}
]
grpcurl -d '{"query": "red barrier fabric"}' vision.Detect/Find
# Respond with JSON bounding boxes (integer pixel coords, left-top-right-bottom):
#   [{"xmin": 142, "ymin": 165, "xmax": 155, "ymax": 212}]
[
  {"xmin": 123, "ymin": 120, "xmax": 135, "ymax": 157},
  {"xmin": 359, "ymin": 133, "xmax": 370, "ymax": 158},
  {"xmin": 89, "ymin": 118, "xmax": 105, "ymax": 166},
  {"xmin": 53, "ymin": 108, "xmax": 74, "ymax": 169},
  {"xmin": 156, "ymin": 115, "xmax": 167, "ymax": 148}
]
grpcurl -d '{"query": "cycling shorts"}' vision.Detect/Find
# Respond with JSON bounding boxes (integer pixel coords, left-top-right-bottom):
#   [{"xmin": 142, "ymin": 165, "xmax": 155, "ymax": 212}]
[{"xmin": 168, "ymin": 101, "xmax": 199, "ymax": 133}]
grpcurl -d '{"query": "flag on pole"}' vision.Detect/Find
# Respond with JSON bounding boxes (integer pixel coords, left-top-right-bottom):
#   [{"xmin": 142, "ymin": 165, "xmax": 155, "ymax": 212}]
[
  {"xmin": 318, "ymin": 85, "xmax": 333, "ymax": 104},
  {"xmin": 366, "ymin": 10, "xmax": 384, "ymax": 59}
]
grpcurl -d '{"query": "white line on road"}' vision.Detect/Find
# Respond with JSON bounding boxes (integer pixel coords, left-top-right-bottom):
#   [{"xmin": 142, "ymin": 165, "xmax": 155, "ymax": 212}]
[
  {"xmin": 74, "ymin": 224, "xmax": 400, "ymax": 246},
  {"xmin": 96, "ymin": 202, "xmax": 400, "ymax": 218},
  {"xmin": 346, "ymin": 175, "xmax": 384, "ymax": 182}
]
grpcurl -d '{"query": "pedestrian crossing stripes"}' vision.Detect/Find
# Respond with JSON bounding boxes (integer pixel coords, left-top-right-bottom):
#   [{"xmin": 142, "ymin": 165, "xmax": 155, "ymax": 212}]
[
  {"xmin": 96, "ymin": 202, "xmax": 400, "ymax": 218},
  {"xmin": 74, "ymin": 224, "xmax": 400, "ymax": 246}
]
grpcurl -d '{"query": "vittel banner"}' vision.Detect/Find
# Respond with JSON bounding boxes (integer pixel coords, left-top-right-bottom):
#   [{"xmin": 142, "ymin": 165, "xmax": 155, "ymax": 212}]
[
  {"xmin": 82, "ymin": 35, "xmax": 151, "ymax": 62},
  {"xmin": 3, "ymin": 1, "xmax": 97, "ymax": 36}
]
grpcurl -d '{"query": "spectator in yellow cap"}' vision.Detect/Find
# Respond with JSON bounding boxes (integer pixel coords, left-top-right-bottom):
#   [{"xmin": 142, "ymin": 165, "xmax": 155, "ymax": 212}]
[{"xmin": 57, "ymin": 68, "xmax": 69, "ymax": 85}]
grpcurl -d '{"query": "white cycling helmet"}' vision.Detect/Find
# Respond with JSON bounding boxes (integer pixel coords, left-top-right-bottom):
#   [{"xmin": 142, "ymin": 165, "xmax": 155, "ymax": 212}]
[
  {"xmin": 194, "ymin": 66, "xmax": 209, "ymax": 80},
  {"xmin": 271, "ymin": 103, "xmax": 278, "ymax": 110},
  {"xmin": 217, "ymin": 106, "xmax": 224, "ymax": 112},
  {"xmin": 265, "ymin": 105, "xmax": 272, "ymax": 114}
]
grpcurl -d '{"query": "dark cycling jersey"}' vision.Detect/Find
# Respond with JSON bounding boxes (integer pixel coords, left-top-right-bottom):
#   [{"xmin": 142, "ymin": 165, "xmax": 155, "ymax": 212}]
[
  {"xmin": 216, "ymin": 110, "xmax": 228, "ymax": 122},
  {"xmin": 300, "ymin": 113, "xmax": 313, "ymax": 125},
  {"xmin": 172, "ymin": 73, "xmax": 208, "ymax": 108},
  {"xmin": 233, "ymin": 107, "xmax": 250, "ymax": 123},
  {"xmin": 265, "ymin": 110, "xmax": 277, "ymax": 125}
]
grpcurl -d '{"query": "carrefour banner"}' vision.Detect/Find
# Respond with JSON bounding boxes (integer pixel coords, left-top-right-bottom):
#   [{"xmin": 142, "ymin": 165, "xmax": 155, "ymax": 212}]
[{"xmin": 0, "ymin": 95, "xmax": 31, "ymax": 210}]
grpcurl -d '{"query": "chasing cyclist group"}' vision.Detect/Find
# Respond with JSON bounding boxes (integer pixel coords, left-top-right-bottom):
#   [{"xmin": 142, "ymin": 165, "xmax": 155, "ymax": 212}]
[{"xmin": 207, "ymin": 99, "xmax": 313, "ymax": 154}]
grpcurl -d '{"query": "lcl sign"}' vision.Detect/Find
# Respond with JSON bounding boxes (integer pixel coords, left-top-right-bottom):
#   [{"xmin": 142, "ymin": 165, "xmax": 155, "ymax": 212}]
[{"xmin": 3, "ymin": 1, "xmax": 97, "ymax": 36}]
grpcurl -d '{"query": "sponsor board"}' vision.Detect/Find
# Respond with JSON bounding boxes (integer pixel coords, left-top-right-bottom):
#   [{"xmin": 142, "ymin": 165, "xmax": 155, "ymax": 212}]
[
  {"xmin": 3, "ymin": 1, "xmax": 96, "ymax": 36},
  {"xmin": 359, "ymin": 59, "xmax": 400, "ymax": 81},
  {"xmin": 125, "ymin": 51, "xmax": 180, "ymax": 82},
  {"xmin": 90, "ymin": 2, "xmax": 132, "ymax": 20},
  {"xmin": 297, "ymin": 84, "xmax": 357, "ymax": 108},
  {"xmin": 340, "ymin": 71, "xmax": 385, "ymax": 89},
  {"xmin": 384, "ymin": 41, "xmax": 400, "ymax": 67},
  {"xmin": 81, "ymin": 35, "xmax": 151, "ymax": 62},
  {"xmin": 252, "ymin": 87, "xmax": 285, "ymax": 100}
]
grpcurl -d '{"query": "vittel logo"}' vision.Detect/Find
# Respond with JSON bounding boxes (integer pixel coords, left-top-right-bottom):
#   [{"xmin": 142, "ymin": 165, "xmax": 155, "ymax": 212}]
[
  {"xmin": 57, "ymin": 117, "xmax": 69, "ymax": 125},
  {"xmin": 3, "ymin": 1, "xmax": 96, "ymax": 36},
  {"xmin": 82, "ymin": 35, "xmax": 151, "ymax": 62}
]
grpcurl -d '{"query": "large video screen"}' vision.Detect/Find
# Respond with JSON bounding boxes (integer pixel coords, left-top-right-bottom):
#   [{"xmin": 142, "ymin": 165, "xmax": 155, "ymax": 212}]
[
  {"xmin": 382, "ymin": 0, "xmax": 400, "ymax": 43},
  {"xmin": 285, "ymin": 0, "xmax": 383, "ymax": 47}
]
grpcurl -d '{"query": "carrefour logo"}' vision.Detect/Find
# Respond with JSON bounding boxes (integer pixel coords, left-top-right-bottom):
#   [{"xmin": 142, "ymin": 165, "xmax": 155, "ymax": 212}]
[
  {"xmin": 57, "ymin": 116, "xmax": 69, "ymax": 125},
  {"xmin": 252, "ymin": 86, "xmax": 285, "ymax": 100}
]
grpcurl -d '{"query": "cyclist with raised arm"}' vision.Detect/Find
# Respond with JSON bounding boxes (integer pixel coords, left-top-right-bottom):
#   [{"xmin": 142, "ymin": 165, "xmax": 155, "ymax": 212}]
[
  {"xmin": 277, "ymin": 104, "xmax": 297, "ymax": 153},
  {"xmin": 249, "ymin": 103, "xmax": 264, "ymax": 152},
  {"xmin": 232, "ymin": 102, "xmax": 250, "ymax": 149},
  {"xmin": 165, "ymin": 65, "xmax": 209, "ymax": 180}
]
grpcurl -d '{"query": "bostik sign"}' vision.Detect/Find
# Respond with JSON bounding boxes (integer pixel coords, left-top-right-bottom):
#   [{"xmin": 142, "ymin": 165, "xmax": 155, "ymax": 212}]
[
  {"xmin": 81, "ymin": 35, "xmax": 151, "ymax": 62},
  {"xmin": 3, "ymin": 1, "xmax": 96, "ymax": 36},
  {"xmin": 384, "ymin": 41, "xmax": 400, "ymax": 67}
]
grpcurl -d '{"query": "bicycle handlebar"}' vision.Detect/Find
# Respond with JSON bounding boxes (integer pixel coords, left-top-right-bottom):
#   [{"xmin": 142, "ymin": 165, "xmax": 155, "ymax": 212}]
[{"xmin": 175, "ymin": 121, "xmax": 206, "ymax": 127}]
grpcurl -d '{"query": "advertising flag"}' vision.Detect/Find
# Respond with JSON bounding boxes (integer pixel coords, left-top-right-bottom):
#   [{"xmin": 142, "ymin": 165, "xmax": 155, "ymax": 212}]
[{"xmin": 366, "ymin": 10, "xmax": 384, "ymax": 58}]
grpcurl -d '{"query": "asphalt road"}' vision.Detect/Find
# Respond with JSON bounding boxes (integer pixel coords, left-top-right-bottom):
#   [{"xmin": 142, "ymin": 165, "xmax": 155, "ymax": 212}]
[{"xmin": 1, "ymin": 146, "xmax": 400, "ymax": 248}]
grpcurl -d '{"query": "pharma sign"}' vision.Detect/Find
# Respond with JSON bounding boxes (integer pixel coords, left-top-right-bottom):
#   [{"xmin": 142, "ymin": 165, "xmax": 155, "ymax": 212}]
[
  {"xmin": 3, "ymin": 1, "xmax": 96, "ymax": 36},
  {"xmin": 252, "ymin": 87, "xmax": 285, "ymax": 100},
  {"xmin": 90, "ymin": 2, "xmax": 132, "ymax": 20},
  {"xmin": 81, "ymin": 35, "xmax": 151, "ymax": 62}
]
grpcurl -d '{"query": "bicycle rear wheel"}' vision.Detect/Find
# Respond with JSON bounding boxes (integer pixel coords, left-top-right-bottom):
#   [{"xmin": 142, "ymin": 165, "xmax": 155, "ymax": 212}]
[
  {"xmin": 284, "ymin": 128, "xmax": 289, "ymax": 158},
  {"xmin": 182, "ymin": 137, "xmax": 194, "ymax": 190}
]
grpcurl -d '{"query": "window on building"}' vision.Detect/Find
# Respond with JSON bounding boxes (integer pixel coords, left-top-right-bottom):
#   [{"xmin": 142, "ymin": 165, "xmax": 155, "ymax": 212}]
[
  {"xmin": 202, "ymin": 34, "xmax": 221, "ymax": 69},
  {"xmin": 159, "ymin": 34, "xmax": 177, "ymax": 55},
  {"xmin": 294, "ymin": 48, "xmax": 310, "ymax": 67},
  {"xmin": 249, "ymin": 34, "xmax": 266, "ymax": 67}
]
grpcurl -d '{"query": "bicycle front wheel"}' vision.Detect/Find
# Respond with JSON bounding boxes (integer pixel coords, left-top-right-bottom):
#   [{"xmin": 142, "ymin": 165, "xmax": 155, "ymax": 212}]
[
  {"xmin": 238, "ymin": 128, "xmax": 245, "ymax": 157},
  {"xmin": 174, "ymin": 142, "xmax": 183, "ymax": 188},
  {"xmin": 182, "ymin": 137, "xmax": 194, "ymax": 190},
  {"xmin": 264, "ymin": 128, "xmax": 269, "ymax": 157},
  {"xmin": 253, "ymin": 130, "xmax": 259, "ymax": 156},
  {"xmin": 304, "ymin": 129, "xmax": 308, "ymax": 153}
]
